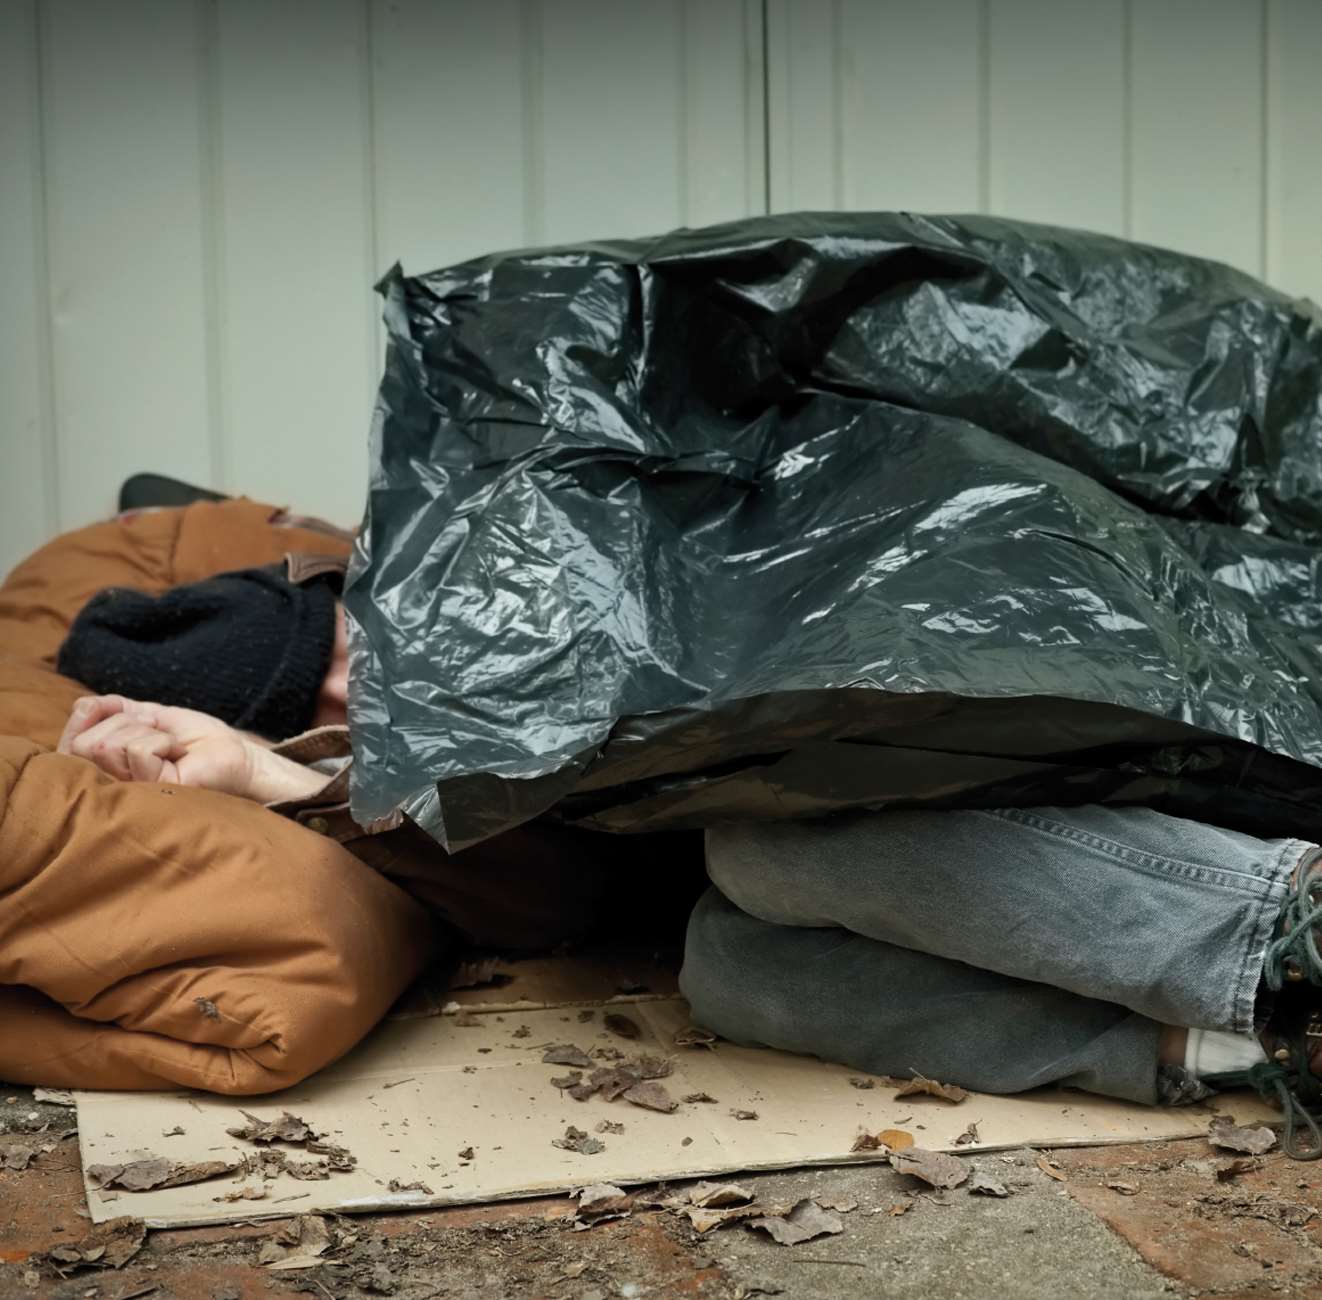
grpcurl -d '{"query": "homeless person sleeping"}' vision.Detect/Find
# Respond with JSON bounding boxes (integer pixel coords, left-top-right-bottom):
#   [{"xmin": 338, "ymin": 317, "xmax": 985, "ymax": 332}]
[
  {"xmin": 36, "ymin": 551, "xmax": 1322, "ymax": 1160},
  {"xmin": 5, "ymin": 210, "xmax": 1322, "ymax": 1160}
]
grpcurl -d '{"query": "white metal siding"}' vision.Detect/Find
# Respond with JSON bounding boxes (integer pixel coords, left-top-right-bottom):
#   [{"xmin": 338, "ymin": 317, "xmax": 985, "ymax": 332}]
[{"xmin": 1, "ymin": 0, "xmax": 1319, "ymax": 574}]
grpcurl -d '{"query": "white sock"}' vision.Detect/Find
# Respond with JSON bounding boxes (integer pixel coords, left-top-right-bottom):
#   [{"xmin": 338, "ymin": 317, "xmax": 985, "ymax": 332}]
[{"xmin": 1184, "ymin": 1027, "xmax": 1268, "ymax": 1078}]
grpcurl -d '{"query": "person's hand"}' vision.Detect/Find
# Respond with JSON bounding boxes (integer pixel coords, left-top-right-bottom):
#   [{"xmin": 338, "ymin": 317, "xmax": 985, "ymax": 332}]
[{"xmin": 58, "ymin": 695, "xmax": 331, "ymax": 804}]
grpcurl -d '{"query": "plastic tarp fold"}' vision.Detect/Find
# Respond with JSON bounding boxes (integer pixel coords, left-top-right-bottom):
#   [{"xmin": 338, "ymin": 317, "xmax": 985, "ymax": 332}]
[{"xmin": 344, "ymin": 212, "xmax": 1322, "ymax": 851}]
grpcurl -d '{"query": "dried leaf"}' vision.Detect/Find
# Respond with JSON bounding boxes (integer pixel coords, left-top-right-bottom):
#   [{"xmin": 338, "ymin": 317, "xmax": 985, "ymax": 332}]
[
  {"xmin": 543, "ymin": 1044, "xmax": 594, "ymax": 1070},
  {"xmin": 730, "ymin": 1109, "xmax": 759, "ymax": 1121},
  {"xmin": 1208, "ymin": 1118, "xmax": 1277, "ymax": 1155},
  {"xmin": 673, "ymin": 1025, "xmax": 718, "ymax": 1050},
  {"xmin": 967, "ymin": 1170, "xmax": 1009, "ymax": 1197},
  {"xmin": 887, "ymin": 1202, "xmax": 911, "ymax": 1216},
  {"xmin": 262, "ymin": 1216, "xmax": 333, "ymax": 1271},
  {"xmin": 577, "ymin": 1183, "xmax": 633, "ymax": 1220},
  {"xmin": 603, "ymin": 1012, "xmax": 641, "ymax": 1039},
  {"xmin": 591, "ymin": 1067, "xmax": 640, "ymax": 1102},
  {"xmin": 624, "ymin": 1081, "xmax": 677, "ymax": 1113},
  {"xmin": 848, "ymin": 1077, "xmax": 875, "ymax": 1090},
  {"xmin": 551, "ymin": 1072, "xmax": 583, "ymax": 1091},
  {"xmin": 687, "ymin": 1204, "xmax": 765, "ymax": 1233},
  {"xmin": 195, "ymin": 997, "xmax": 221, "ymax": 1021},
  {"xmin": 87, "ymin": 1157, "xmax": 242, "ymax": 1192},
  {"xmin": 878, "ymin": 1129, "xmax": 915, "ymax": 1151},
  {"xmin": 32, "ymin": 1088, "xmax": 76, "ymax": 1107},
  {"xmin": 954, "ymin": 1122, "xmax": 980, "ymax": 1146},
  {"xmin": 213, "ymin": 1185, "xmax": 268, "ymax": 1203},
  {"xmin": 893, "ymin": 1073, "xmax": 969, "ymax": 1104},
  {"xmin": 307, "ymin": 1140, "xmax": 356, "ymax": 1171},
  {"xmin": 37, "ymin": 1217, "xmax": 145, "ymax": 1273},
  {"xmin": 817, "ymin": 1198, "xmax": 857, "ymax": 1213},
  {"xmin": 631, "ymin": 1054, "xmax": 674, "ymax": 1080},
  {"xmin": 683, "ymin": 1092, "xmax": 717, "ymax": 1104},
  {"xmin": 889, "ymin": 1147, "xmax": 970, "ymax": 1190},
  {"xmin": 226, "ymin": 1110, "xmax": 317, "ymax": 1145},
  {"xmin": 387, "ymin": 1179, "xmax": 433, "ymax": 1194},
  {"xmin": 1035, "ymin": 1156, "xmax": 1067, "ymax": 1182},
  {"xmin": 1105, "ymin": 1180, "xmax": 1140, "ymax": 1196},
  {"xmin": 690, "ymin": 1181, "xmax": 754, "ymax": 1208},
  {"xmin": 553, "ymin": 1125, "xmax": 605, "ymax": 1155},
  {"xmin": 1214, "ymin": 1156, "xmax": 1257, "ymax": 1181},
  {"xmin": 1, "ymin": 1145, "xmax": 37, "ymax": 1171},
  {"xmin": 449, "ymin": 957, "xmax": 505, "ymax": 989},
  {"xmin": 850, "ymin": 1133, "xmax": 883, "ymax": 1152},
  {"xmin": 746, "ymin": 1199, "xmax": 844, "ymax": 1246}
]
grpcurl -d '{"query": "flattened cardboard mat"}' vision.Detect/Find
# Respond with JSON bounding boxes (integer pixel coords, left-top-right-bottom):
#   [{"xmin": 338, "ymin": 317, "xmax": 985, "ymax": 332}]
[{"xmin": 76, "ymin": 961, "xmax": 1279, "ymax": 1229}]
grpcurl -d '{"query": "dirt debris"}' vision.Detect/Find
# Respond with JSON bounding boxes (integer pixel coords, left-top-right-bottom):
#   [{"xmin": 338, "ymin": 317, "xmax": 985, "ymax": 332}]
[
  {"xmin": 388, "ymin": 1178, "xmax": 433, "ymax": 1194},
  {"xmin": 226, "ymin": 1109, "xmax": 316, "ymax": 1145},
  {"xmin": 730, "ymin": 1109, "xmax": 758, "ymax": 1121},
  {"xmin": 194, "ymin": 996, "xmax": 221, "ymax": 1020},
  {"xmin": 683, "ymin": 1092, "xmax": 717, "ymax": 1104},
  {"xmin": 34, "ymin": 1215, "xmax": 146, "ymax": 1275},
  {"xmin": 553, "ymin": 1125, "xmax": 605, "ymax": 1155}
]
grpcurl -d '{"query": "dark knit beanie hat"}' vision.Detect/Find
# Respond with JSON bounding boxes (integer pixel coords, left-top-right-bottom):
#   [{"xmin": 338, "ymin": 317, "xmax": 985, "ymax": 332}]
[{"xmin": 56, "ymin": 567, "xmax": 338, "ymax": 740}]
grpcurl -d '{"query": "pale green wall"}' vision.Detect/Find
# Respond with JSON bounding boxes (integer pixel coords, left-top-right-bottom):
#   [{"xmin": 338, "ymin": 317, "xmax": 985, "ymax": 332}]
[{"xmin": 2, "ymin": 0, "xmax": 1320, "ymax": 573}]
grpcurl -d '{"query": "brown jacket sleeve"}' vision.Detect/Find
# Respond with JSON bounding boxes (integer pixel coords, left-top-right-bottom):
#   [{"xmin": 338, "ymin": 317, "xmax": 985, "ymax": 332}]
[{"xmin": 267, "ymin": 729, "xmax": 614, "ymax": 951}]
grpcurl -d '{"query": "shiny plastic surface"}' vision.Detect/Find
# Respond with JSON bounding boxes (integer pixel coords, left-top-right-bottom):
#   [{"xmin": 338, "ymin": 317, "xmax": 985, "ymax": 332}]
[{"xmin": 345, "ymin": 212, "xmax": 1322, "ymax": 850}]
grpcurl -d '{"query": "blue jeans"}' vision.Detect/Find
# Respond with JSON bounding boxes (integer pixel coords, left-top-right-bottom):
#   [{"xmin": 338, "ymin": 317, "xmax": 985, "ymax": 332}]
[{"xmin": 679, "ymin": 805, "xmax": 1312, "ymax": 1104}]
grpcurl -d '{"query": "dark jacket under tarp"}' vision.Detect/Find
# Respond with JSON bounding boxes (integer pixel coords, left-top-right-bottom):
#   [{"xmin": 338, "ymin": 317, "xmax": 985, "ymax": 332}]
[{"xmin": 344, "ymin": 211, "xmax": 1322, "ymax": 852}]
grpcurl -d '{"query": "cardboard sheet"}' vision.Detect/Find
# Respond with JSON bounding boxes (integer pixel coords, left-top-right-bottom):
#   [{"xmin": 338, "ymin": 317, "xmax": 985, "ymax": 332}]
[{"xmin": 75, "ymin": 994, "xmax": 1279, "ymax": 1229}]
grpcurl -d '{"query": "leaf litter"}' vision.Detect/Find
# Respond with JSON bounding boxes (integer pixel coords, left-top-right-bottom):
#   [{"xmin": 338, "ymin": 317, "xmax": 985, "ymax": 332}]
[{"xmin": 1208, "ymin": 1117, "xmax": 1277, "ymax": 1155}]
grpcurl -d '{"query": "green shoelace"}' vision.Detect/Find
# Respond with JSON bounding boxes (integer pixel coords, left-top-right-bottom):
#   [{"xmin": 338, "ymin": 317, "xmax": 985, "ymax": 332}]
[{"xmin": 1204, "ymin": 858, "xmax": 1322, "ymax": 1159}]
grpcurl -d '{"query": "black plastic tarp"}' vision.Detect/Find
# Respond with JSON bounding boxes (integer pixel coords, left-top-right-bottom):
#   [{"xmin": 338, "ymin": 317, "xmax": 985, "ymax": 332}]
[{"xmin": 344, "ymin": 212, "xmax": 1322, "ymax": 852}]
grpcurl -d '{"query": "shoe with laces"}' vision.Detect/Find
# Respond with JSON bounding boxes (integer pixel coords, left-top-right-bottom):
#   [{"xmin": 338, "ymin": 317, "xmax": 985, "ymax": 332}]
[{"xmin": 1201, "ymin": 854, "xmax": 1322, "ymax": 1159}]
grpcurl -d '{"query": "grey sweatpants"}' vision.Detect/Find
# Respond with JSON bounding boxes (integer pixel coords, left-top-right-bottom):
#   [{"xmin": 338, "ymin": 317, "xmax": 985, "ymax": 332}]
[{"xmin": 679, "ymin": 805, "xmax": 1311, "ymax": 1104}]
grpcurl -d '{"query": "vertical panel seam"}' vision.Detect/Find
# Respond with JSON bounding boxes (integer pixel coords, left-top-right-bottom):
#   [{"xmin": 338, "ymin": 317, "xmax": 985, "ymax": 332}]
[
  {"xmin": 760, "ymin": 0, "xmax": 771, "ymax": 214},
  {"xmin": 198, "ymin": 0, "xmax": 226, "ymax": 493},
  {"xmin": 1121, "ymin": 0, "xmax": 1133, "ymax": 239},
  {"xmin": 520, "ymin": 0, "xmax": 544, "ymax": 245},
  {"xmin": 676, "ymin": 0, "xmax": 689, "ymax": 227},
  {"xmin": 1259, "ymin": 0, "xmax": 1271, "ymax": 283},
  {"xmin": 831, "ymin": 0, "xmax": 843, "ymax": 208},
  {"xmin": 362, "ymin": 0, "xmax": 382, "ymax": 411},
  {"xmin": 977, "ymin": 0, "xmax": 990, "ymax": 213},
  {"xmin": 30, "ymin": 0, "xmax": 60, "ymax": 535}
]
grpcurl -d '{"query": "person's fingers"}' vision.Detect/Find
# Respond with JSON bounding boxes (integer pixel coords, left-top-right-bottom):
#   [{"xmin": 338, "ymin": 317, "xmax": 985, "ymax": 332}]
[
  {"xmin": 124, "ymin": 729, "xmax": 175, "ymax": 783},
  {"xmin": 57, "ymin": 694, "xmax": 131, "ymax": 754},
  {"xmin": 71, "ymin": 716, "xmax": 165, "ymax": 782}
]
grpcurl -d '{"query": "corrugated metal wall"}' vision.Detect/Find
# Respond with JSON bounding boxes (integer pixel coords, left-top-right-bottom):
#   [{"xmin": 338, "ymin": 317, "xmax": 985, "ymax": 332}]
[{"xmin": 2, "ymin": 0, "xmax": 1320, "ymax": 575}]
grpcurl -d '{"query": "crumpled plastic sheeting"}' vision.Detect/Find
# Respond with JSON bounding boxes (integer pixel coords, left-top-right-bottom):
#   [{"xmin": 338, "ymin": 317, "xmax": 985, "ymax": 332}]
[{"xmin": 344, "ymin": 212, "xmax": 1322, "ymax": 851}]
